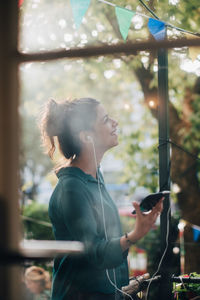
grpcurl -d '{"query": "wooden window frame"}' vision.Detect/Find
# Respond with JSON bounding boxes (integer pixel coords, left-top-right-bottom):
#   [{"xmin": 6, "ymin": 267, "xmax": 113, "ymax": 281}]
[{"xmin": 0, "ymin": 1, "xmax": 199, "ymax": 299}]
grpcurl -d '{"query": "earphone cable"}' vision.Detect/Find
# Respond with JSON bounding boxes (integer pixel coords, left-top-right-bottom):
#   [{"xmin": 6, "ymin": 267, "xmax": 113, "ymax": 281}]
[
  {"xmin": 91, "ymin": 137, "xmax": 171, "ymax": 300},
  {"xmin": 145, "ymin": 202, "xmax": 171, "ymax": 300},
  {"xmin": 90, "ymin": 138, "xmax": 134, "ymax": 300}
]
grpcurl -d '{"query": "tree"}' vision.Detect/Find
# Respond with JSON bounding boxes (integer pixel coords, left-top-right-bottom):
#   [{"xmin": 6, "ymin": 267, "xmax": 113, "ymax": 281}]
[{"xmin": 19, "ymin": 0, "xmax": 200, "ymax": 274}]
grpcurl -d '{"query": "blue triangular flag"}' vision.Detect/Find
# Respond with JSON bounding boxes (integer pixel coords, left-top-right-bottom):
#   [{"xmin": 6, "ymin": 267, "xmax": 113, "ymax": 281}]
[
  {"xmin": 148, "ymin": 18, "xmax": 166, "ymax": 40},
  {"xmin": 192, "ymin": 226, "xmax": 200, "ymax": 242},
  {"xmin": 70, "ymin": 0, "xmax": 91, "ymax": 29}
]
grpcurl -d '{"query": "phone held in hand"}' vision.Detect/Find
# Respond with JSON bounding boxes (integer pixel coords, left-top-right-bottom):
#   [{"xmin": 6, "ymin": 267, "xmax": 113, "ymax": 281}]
[{"xmin": 132, "ymin": 191, "xmax": 170, "ymax": 215}]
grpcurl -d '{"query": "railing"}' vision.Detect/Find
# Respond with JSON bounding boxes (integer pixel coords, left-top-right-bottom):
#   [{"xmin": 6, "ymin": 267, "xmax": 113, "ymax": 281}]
[
  {"xmin": 0, "ymin": 240, "xmax": 84, "ymax": 264},
  {"xmin": 122, "ymin": 274, "xmax": 200, "ymax": 299}
]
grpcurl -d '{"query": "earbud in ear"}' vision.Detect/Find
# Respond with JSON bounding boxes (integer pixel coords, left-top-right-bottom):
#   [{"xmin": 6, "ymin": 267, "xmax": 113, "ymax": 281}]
[{"xmin": 87, "ymin": 135, "xmax": 92, "ymax": 141}]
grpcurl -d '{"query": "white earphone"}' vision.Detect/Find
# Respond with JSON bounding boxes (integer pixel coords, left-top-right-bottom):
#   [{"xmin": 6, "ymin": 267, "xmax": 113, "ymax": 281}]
[{"xmin": 86, "ymin": 135, "xmax": 92, "ymax": 141}]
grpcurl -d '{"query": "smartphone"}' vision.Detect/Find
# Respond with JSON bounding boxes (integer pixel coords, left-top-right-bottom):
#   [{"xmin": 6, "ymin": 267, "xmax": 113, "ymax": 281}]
[{"xmin": 132, "ymin": 190, "xmax": 170, "ymax": 214}]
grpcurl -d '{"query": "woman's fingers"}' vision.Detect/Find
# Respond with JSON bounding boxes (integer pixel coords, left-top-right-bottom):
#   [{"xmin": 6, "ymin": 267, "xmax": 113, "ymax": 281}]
[
  {"xmin": 132, "ymin": 201, "xmax": 142, "ymax": 216},
  {"xmin": 154, "ymin": 197, "xmax": 164, "ymax": 214},
  {"xmin": 150, "ymin": 197, "xmax": 164, "ymax": 222},
  {"xmin": 130, "ymin": 197, "xmax": 165, "ymax": 242}
]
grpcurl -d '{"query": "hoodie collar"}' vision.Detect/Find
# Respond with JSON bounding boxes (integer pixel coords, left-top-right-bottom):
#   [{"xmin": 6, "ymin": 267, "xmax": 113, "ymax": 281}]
[{"xmin": 56, "ymin": 167, "xmax": 104, "ymax": 184}]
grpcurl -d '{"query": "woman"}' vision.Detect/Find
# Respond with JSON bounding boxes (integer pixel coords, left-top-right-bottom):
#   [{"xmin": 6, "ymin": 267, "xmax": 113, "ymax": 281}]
[
  {"xmin": 24, "ymin": 266, "xmax": 51, "ymax": 300},
  {"xmin": 40, "ymin": 98, "xmax": 163, "ymax": 300}
]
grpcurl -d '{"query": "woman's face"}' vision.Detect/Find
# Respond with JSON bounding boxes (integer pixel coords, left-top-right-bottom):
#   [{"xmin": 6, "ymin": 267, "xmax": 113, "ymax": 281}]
[{"xmin": 92, "ymin": 104, "xmax": 118, "ymax": 152}]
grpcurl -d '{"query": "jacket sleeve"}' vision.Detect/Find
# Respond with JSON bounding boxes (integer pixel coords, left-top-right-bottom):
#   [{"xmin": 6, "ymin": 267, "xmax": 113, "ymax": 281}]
[{"xmin": 60, "ymin": 182, "xmax": 126, "ymax": 270}]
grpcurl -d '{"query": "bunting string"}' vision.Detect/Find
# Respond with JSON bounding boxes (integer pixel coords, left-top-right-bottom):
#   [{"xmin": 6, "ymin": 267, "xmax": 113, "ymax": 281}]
[
  {"xmin": 137, "ymin": 0, "xmax": 200, "ymax": 37},
  {"xmin": 98, "ymin": 0, "xmax": 115, "ymax": 7},
  {"xmin": 19, "ymin": 0, "xmax": 200, "ymax": 48},
  {"xmin": 98, "ymin": 0, "xmax": 200, "ymax": 39},
  {"xmin": 99, "ymin": 0, "xmax": 157, "ymax": 21},
  {"xmin": 138, "ymin": 0, "xmax": 159, "ymax": 20}
]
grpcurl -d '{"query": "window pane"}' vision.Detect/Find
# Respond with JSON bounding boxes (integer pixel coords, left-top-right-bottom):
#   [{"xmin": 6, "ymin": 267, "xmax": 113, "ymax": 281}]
[{"xmin": 18, "ymin": 0, "xmax": 148, "ymax": 53}]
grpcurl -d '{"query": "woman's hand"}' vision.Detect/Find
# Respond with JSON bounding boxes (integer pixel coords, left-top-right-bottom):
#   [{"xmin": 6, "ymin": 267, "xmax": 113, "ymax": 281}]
[
  {"xmin": 120, "ymin": 198, "xmax": 164, "ymax": 252},
  {"xmin": 129, "ymin": 198, "xmax": 164, "ymax": 243}
]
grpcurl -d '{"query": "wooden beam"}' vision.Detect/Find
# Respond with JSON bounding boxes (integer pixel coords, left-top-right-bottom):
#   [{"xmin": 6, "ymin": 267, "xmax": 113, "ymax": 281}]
[
  {"xmin": 0, "ymin": 1, "xmax": 21, "ymax": 299},
  {"xmin": 16, "ymin": 37, "xmax": 200, "ymax": 62}
]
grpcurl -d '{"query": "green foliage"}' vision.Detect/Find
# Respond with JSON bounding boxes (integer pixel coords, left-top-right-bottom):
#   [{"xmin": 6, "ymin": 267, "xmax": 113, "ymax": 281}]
[
  {"xmin": 22, "ymin": 202, "xmax": 54, "ymax": 240},
  {"xmin": 116, "ymin": 108, "xmax": 159, "ymax": 193},
  {"xmin": 120, "ymin": 215, "xmax": 136, "ymax": 234},
  {"xmin": 183, "ymin": 95, "xmax": 200, "ymax": 158},
  {"xmin": 20, "ymin": 108, "xmax": 53, "ymax": 186}
]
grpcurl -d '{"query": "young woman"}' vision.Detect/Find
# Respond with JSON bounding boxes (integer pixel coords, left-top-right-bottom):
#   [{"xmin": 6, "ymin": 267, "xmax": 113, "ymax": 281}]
[{"xmin": 40, "ymin": 98, "xmax": 163, "ymax": 300}]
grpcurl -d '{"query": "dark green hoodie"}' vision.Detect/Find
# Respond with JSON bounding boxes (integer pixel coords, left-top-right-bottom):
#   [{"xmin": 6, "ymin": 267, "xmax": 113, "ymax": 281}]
[{"xmin": 48, "ymin": 167, "xmax": 129, "ymax": 300}]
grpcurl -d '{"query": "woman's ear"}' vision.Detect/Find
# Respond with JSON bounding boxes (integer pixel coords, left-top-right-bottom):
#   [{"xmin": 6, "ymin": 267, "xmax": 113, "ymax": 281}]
[{"xmin": 79, "ymin": 131, "xmax": 92, "ymax": 144}]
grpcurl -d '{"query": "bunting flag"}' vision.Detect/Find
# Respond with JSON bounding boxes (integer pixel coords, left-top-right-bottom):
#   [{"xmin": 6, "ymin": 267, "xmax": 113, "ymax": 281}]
[
  {"xmin": 18, "ymin": 0, "xmax": 24, "ymax": 7},
  {"xmin": 70, "ymin": 0, "xmax": 91, "ymax": 29},
  {"xmin": 180, "ymin": 220, "xmax": 200, "ymax": 242},
  {"xmin": 192, "ymin": 225, "xmax": 200, "ymax": 242},
  {"xmin": 115, "ymin": 6, "xmax": 135, "ymax": 41},
  {"xmin": 68, "ymin": 0, "xmax": 199, "ymax": 50},
  {"xmin": 148, "ymin": 18, "xmax": 166, "ymax": 40}
]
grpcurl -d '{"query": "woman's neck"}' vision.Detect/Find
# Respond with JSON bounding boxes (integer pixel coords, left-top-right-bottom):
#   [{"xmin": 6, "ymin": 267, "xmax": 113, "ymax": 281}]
[{"xmin": 70, "ymin": 150, "xmax": 103, "ymax": 178}]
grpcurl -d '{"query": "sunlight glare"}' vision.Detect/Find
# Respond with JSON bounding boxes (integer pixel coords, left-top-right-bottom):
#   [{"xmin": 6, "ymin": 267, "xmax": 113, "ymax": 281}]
[
  {"xmin": 104, "ymin": 70, "xmax": 115, "ymax": 79},
  {"xmin": 92, "ymin": 30, "xmax": 98, "ymax": 37},
  {"xmin": 181, "ymin": 59, "xmax": 200, "ymax": 76},
  {"xmin": 58, "ymin": 19, "xmax": 66, "ymax": 29},
  {"xmin": 133, "ymin": 15, "xmax": 143, "ymax": 30},
  {"xmin": 64, "ymin": 34, "xmax": 73, "ymax": 42},
  {"xmin": 169, "ymin": 0, "xmax": 179, "ymax": 5}
]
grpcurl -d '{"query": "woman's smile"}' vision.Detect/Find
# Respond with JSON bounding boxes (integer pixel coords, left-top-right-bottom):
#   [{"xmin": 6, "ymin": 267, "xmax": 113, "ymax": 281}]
[{"xmin": 111, "ymin": 128, "xmax": 118, "ymax": 136}]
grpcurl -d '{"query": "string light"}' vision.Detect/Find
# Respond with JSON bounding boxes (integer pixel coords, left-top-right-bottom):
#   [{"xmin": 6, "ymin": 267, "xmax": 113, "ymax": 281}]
[
  {"xmin": 173, "ymin": 247, "xmax": 180, "ymax": 254},
  {"xmin": 148, "ymin": 100, "xmax": 156, "ymax": 108}
]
